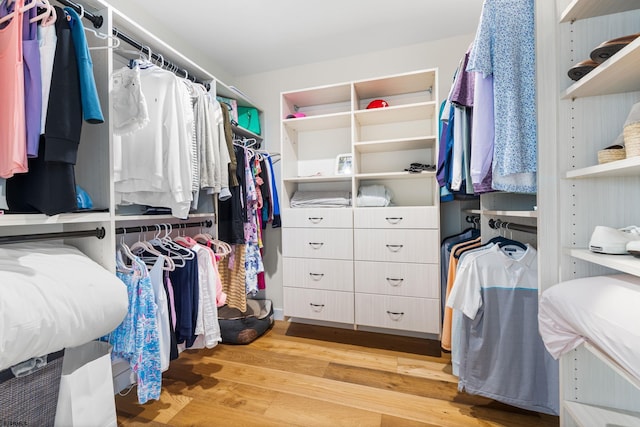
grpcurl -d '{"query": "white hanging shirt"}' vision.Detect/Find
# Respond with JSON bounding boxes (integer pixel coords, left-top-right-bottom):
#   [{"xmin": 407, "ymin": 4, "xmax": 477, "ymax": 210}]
[{"xmin": 113, "ymin": 65, "xmax": 193, "ymax": 218}]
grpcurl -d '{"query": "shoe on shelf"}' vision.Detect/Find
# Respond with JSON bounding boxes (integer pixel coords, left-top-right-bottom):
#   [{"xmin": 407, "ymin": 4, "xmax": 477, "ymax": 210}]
[
  {"xmin": 627, "ymin": 240, "xmax": 640, "ymax": 258},
  {"xmin": 404, "ymin": 163, "xmax": 435, "ymax": 173},
  {"xmin": 567, "ymin": 59, "xmax": 599, "ymax": 81},
  {"xmin": 589, "ymin": 225, "xmax": 640, "ymax": 255},
  {"xmin": 590, "ymin": 33, "xmax": 640, "ymax": 64}
]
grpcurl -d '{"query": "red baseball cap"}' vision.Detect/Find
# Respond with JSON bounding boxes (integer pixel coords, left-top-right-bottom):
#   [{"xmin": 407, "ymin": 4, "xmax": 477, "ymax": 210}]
[{"xmin": 366, "ymin": 99, "xmax": 389, "ymax": 109}]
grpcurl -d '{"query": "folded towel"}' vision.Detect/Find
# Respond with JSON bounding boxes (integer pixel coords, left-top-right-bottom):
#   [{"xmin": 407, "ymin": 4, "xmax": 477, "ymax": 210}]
[
  {"xmin": 290, "ymin": 191, "xmax": 351, "ymax": 208},
  {"xmin": 357, "ymin": 184, "xmax": 391, "ymax": 207}
]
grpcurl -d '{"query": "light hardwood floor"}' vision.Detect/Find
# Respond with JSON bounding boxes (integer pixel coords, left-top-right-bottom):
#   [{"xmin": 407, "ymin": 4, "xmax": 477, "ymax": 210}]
[{"xmin": 116, "ymin": 321, "xmax": 560, "ymax": 427}]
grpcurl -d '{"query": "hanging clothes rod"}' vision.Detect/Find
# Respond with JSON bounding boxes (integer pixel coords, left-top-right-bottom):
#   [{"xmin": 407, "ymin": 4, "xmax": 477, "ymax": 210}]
[
  {"xmin": 115, "ymin": 220, "xmax": 213, "ymax": 235},
  {"xmin": 111, "ymin": 27, "xmax": 211, "ymax": 89},
  {"xmin": 488, "ymin": 218, "xmax": 537, "ymax": 235},
  {"xmin": 0, "ymin": 227, "xmax": 106, "ymax": 245},
  {"xmin": 55, "ymin": 0, "xmax": 103, "ymax": 28}
]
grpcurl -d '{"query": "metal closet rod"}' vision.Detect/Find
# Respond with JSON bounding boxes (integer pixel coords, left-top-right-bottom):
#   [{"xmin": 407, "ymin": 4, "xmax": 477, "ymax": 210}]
[
  {"xmin": 56, "ymin": 0, "xmax": 210, "ymax": 88},
  {"xmin": 115, "ymin": 220, "xmax": 213, "ymax": 235},
  {"xmin": 112, "ymin": 28, "xmax": 211, "ymax": 89},
  {"xmin": 488, "ymin": 218, "xmax": 537, "ymax": 235},
  {"xmin": 55, "ymin": 0, "xmax": 104, "ymax": 28},
  {"xmin": 0, "ymin": 227, "xmax": 106, "ymax": 245}
]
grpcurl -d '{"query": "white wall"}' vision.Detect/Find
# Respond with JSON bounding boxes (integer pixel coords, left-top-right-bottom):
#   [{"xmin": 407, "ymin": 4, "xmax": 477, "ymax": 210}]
[
  {"xmin": 234, "ymin": 33, "xmax": 475, "ymax": 314},
  {"xmin": 102, "ymin": 0, "xmax": 233, "ymax": 82}
]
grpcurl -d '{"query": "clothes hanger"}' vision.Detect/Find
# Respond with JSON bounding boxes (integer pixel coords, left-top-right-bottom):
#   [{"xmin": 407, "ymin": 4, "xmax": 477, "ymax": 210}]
[
  {"xmin": 116, "ymin": 231, "xmax": 136, "ymax": 273},
  {"xmin": 129, "ymin": 226, "xmax": 175, "ymax": 271},
  {"xmin": 83, "ymin": 7, "xmax": 121, "ymax": 53},
  {"xmin": 30, "ymin": 0, "xmax": 56, "ymax": 26},
  {"xmin": 0, "ymin": 0, "xmax": 37, "ymax": 26},
  {"xmin": 147, "ymin": 224, "xmax": 186, "ymax": 267}
]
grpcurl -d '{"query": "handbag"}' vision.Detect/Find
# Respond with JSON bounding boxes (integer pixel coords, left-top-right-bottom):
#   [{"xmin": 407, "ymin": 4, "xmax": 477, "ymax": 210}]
[{"xmin": 237, "ymin": 106, "xmax": 261, "ymax": 135}]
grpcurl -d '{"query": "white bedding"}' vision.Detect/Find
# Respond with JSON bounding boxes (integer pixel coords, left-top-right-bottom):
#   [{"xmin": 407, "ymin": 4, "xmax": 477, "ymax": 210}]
[
  {"xmin": 0, "ymin": 242, "xmax": 128, "ymax": 371},
  {"xmin": 538, "ymin": 274, "xmax": 640, "ymax": 383}
]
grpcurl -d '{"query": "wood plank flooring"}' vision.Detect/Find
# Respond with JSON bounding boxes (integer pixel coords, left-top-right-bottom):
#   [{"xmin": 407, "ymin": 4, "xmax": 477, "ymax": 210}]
[{"xmin": 116, "ymin": 321, "xmax": 560, "ymax": 427}]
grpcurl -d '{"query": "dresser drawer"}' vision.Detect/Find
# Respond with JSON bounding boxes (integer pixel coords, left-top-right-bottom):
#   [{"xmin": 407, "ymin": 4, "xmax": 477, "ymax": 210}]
[
  {"xmin": 283, "ymin": 228, "xmax": 353, "ymax": 260},
  {"xmin": 284, "ymin": 257, "xmax": 353, "ymax": 292},
  {"xmin": 354, "ymin": 207, "xmax": 439, "ymax": 229},
  {"xmin": 355, "ymin": 293, "xmax": 439, "ymax": 334},
  {"xmin": 354, "ymin": 261, "xmax": 438, "ymax": 298},
  {"xmin": 353, "ymin": 229, "xmax": 438, "ymax": 263},
  {"xmin": 284, "ymin": 287, "xmax": 354, "ymax": 324},
  {"xmin": 283, "ymin": 208, "xmax": 353, "ymax": 228}
]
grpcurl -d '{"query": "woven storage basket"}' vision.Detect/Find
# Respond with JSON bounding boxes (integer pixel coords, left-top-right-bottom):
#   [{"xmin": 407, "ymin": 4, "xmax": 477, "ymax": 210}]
[
  {"xmin": 598, "ymin": 146, "xmax": 626, "ymax": 164},
  {"xmin": 624, "ymin": 122, "xmax": 640, "ymax": 158},
  {"xmin": 0, "ymin": 350, "xmax": 65, "ymax": 427}
]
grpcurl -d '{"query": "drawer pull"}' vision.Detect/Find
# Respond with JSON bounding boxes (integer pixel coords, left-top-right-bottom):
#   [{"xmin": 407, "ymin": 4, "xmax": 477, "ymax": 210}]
[
  {"xmin": 386, "ymin": 277, "xmax": 404, "ymax": 286},
  {"xmin": 309, "ymin": 273, "xmax": 325, "ymax": 281},
  {"xmin": 386, "ymin": 310, "xmax": 405, "ymax": 321},
  {"xmin": 308, "ymin": 217, "xmax": 324, "ymax": 224},
  {"xmin": 386, "ymin": 244, "xmax": 403, "ymax": 252},
  {"xmin": 385, "ymin": 217, "xmax": 403, "ymax": 224},
  {"xmin": 310, "ymin": 303, "xmax": 325, "ymax": 312},
  {"xmin": 309, "ymin": 242, "xmax": 324, "ymax": 249}
]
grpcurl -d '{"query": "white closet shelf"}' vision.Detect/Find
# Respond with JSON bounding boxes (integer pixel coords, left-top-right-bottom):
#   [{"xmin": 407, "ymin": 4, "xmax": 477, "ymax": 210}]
[
  {"xmin": 114, "ymin": 213, "xmax": 215, "ymax": 223},
  {"xmin": 353, "ymin": 70, "xmax": 436, "ymax": 98},
  {"xmin": 562, "ymin": 37, "xmax": 640, "ymax": 100},
  {"xmin": 283, "ymin": 112, "xmax": 351, "ymax": 132},
  {"xmin": 355, "ymin": 171, "xmax": 435, "ymax": 180},
  {"xmin": 581, "ymin": 342, "xmax": 640, "ymax": 391},
  {"xmin": 560, "ymin": 0, "xmax": 640, "ymax": 23},
  {"xmin": 354, "ymin": 102, "xmax": 436, "ymax": 126},
  {"xmin": 0, "ymin": 212, "xmax": 111, "ymax": 227},
  {"xmin": 566, "ymin": 156, "xmax": 640, "ymax": 178},
  {"xmin": 566, "ymin": 248, "xmax": 640, "ymax": 276},
  {"xmin": 564, "ymin": 401, "xmax": 640, "ymax": 426},
  {"xmin": 233, "ymin": 125, "xmax": 262, "ymax": 141},
  {"xmin": 282, "ymin": 83, "xmax": 352, "ymax": 107},
  {"xmin": 283, "ymin": 175, "xmax": 352, "ymax": 184},
  {"xmin": 353, "ymin": 136, "xmax": 436, "ymax": 153},
  {"xmin": 467, "ymin": 209, "xmax": 538, "ymax": 218}
]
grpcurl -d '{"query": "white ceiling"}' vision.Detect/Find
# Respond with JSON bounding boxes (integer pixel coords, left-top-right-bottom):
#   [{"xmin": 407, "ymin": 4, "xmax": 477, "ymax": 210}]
[{"xmin": 110, "ymin": 0, "xmax": 484, "ymax": 77}]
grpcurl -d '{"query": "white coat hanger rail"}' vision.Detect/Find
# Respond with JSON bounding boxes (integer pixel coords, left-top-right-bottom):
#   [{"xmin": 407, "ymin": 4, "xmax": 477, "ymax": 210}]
[
  {"xmin": 115, "ymin": 220, "xmax": 213, "ymax": 237},
  {"xmin": 55, "ymin": 0, "xmax": 104, "ymax": 28},
  {"xmin": 110, "ymin": 26, "xmax": 211, "ymax": 90}
]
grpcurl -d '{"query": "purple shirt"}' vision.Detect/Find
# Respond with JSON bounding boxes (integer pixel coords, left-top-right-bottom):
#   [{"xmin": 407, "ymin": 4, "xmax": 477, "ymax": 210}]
[
  {"xmin": 450, "ymin": 51, "xmax": 475, "ymax": 108},
  {"xmin": 22, "ymin": 3, "xmax": 42, "ymax": 157},
  {"xmin": 470, "ymin": 72, "xmax": 494, "ymax": 192}
]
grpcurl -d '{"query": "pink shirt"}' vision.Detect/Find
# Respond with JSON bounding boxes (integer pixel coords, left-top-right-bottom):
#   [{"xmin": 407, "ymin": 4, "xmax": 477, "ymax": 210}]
[{"xmin": 0, "ymin": 0, "xmax": 28, "ymax": 178}]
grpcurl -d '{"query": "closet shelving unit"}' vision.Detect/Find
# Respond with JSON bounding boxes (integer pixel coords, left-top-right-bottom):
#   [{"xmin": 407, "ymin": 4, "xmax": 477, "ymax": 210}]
[
  {"xmin": 0, "ymin": 0, "xmax": 263, "ymax": 274},
  {"xmin": 553, "ymin": 0, "xmax": 640, "ymax": 424},
  {"xmin": 280, "ymin": 69, "xmax": 442, "ymax": 336}
]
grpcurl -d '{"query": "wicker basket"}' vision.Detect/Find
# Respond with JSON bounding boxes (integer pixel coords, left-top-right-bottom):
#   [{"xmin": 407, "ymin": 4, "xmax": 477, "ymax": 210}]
[
  {"xmin": 0, "ymin": 350, "xmax": 65, "ymax": 427},
  {"xmin": 597, "ymin": 146, "xmax": 626, "ymax": 164},
  {"xmin": 624, "ymin": 122, "xmax": 640, "ymax": 158}
]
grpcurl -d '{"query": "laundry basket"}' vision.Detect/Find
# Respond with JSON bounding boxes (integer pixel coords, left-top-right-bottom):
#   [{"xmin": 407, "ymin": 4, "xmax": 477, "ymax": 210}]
[{"xmin": 0, "ymin": 350, "xmax": 65, "ymax": 427}]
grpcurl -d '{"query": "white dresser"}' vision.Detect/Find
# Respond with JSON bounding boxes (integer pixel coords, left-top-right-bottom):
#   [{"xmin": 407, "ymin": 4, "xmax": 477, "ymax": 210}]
[{"xmin": 280, "ymin": 69, "xmax": 441, "ymax": 336}]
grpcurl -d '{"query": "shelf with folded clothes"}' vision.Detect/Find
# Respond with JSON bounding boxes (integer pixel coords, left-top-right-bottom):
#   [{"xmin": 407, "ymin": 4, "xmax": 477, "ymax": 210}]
[
  {"xmin": 563, "ymin": 36, "xmax": 640, "ymax": 100},
  {"xmin": 560, "ymin": 0, "xmax": 640, "ymax": 24},
  {"xmin": 565, "ymin": 248, "xmax": 640, "ymax": 276}
]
